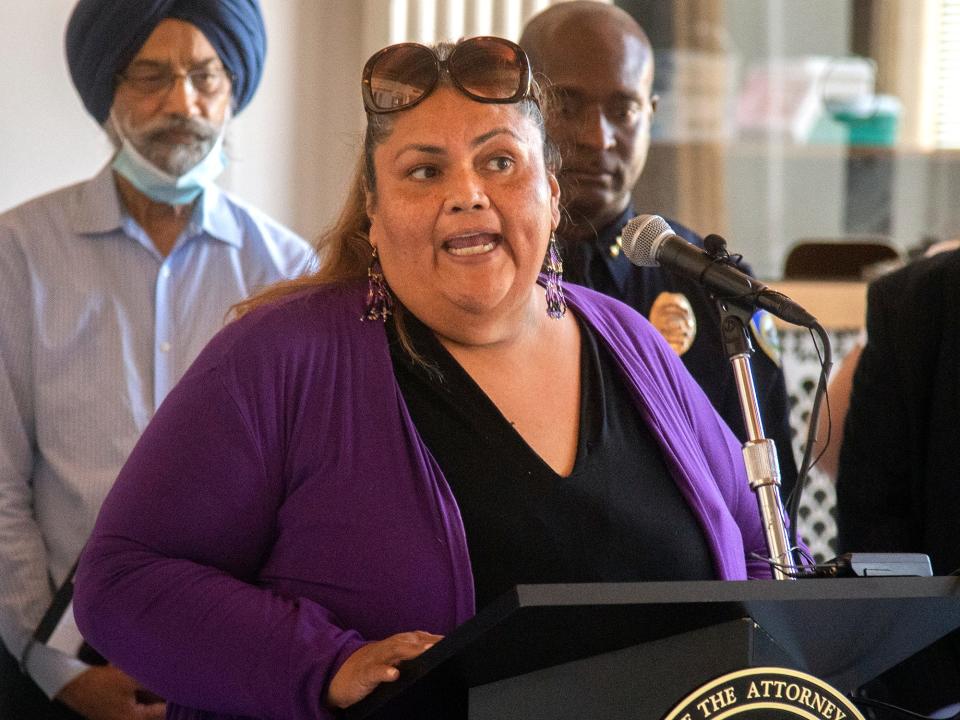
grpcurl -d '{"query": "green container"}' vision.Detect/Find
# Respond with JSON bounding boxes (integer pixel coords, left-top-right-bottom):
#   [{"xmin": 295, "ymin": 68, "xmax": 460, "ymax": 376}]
[{"xmin": 831, "ymin": 94, "xmax": 901, "ymax": 147}]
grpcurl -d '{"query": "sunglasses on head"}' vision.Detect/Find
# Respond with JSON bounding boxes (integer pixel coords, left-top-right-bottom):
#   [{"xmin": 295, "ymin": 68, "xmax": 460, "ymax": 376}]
[{"xmin": 362, "ymin": 36, "xmax": 534, "ymax": 114}]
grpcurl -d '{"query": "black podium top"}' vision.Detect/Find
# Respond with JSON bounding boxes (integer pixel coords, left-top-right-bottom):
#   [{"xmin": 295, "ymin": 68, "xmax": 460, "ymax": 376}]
[{"xmin": 346, "ymin": 577, "xmax": 960, "ymax": 719}]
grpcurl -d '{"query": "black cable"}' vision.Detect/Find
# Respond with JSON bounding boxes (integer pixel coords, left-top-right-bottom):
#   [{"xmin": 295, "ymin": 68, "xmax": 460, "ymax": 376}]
[
  {"xmin": 786, "ymin": 322, "xmax": 833, "ymax": 554},
  {"xmin": 748, "ymin": 550, "xmax": 836, "ymax": 578}
]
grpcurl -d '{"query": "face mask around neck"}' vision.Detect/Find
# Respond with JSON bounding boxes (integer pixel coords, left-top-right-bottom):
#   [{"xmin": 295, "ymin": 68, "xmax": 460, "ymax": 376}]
[{"xmin": 110, "ymin": 118, "xmax": 227, "ymax": 206}]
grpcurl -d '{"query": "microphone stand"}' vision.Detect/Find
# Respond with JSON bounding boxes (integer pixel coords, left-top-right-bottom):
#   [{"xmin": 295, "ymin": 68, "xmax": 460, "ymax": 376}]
[{"xmin": 716, "ymin": 300, "xmax": 795, "ymax": 580}]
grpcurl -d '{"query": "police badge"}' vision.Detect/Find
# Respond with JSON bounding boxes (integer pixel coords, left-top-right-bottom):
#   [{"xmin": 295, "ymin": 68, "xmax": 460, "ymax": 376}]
[{"xmin": 650, "ymin": 291, "xmax": 697, "ymax": 356}]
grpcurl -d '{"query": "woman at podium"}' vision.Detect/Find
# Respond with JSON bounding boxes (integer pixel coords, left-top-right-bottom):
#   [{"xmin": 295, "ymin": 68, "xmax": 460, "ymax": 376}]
[{"xmin": 73, "ymin": 37, "xmax": 772, "ymax": 720}]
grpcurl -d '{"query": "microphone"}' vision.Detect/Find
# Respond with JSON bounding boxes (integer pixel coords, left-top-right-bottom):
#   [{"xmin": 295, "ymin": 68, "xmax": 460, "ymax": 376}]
[{"xmin": 619, "ymin": 214, "xmax": 818, "ymax": 328}]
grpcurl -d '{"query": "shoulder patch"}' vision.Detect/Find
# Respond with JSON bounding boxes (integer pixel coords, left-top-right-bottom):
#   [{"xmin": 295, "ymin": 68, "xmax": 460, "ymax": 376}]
[{"xmin": 750, "ymin": 309, "xmax": 782, "ymax": 367}]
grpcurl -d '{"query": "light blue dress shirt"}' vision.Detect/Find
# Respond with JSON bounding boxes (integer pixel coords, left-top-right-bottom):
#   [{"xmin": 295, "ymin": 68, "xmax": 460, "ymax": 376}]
[{"xmin": 0, "ymin": 164, "xmax": 313, "ymax": 698}]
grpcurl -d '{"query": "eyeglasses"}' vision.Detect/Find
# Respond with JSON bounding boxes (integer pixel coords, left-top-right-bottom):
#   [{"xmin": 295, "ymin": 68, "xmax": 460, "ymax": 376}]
[
  {"xmin": 362, "ymin": 36, "xmax": 533, "ymax": 114},
  {"xmin": 116, "ymin": 66, "xmax": 233, "ymax": 98}
]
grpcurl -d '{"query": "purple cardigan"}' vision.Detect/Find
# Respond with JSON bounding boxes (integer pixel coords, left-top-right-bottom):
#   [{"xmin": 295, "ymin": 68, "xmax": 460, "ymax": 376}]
[{"xmin": 74, "ymin": 281, "xmax": 770, "ymax": 720}]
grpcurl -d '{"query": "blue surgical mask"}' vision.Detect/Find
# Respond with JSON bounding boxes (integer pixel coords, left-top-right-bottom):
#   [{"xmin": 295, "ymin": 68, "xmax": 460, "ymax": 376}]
[{"xmin": 111, "ymin": 119, "xmax": 227, "ymax": 206}]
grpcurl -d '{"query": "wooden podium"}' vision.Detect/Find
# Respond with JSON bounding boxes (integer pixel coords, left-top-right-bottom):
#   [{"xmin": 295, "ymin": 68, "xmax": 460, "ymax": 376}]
[{"xmin": 345, "ymin": 577, "xmax": 960, "ymax": 719}]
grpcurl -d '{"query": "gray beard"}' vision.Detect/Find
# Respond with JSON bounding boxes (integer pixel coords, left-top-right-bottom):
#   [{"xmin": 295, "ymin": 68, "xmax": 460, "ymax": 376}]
[
  {"xmin": 141, "ymin": 135, "xmax": 215, "ymax": 175},
  {"xmin": 107, "ymin": 111, "xmax": 229, "ymax": 176}
]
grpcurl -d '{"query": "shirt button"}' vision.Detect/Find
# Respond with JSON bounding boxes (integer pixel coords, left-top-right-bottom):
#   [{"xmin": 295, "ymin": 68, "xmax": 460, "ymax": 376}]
[{"xmin": 160, "ymin": 341, "xmax": 171, "ymax": 353}]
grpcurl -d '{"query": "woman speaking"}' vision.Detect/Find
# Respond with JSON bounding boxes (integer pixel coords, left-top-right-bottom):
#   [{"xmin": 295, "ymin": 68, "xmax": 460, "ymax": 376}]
[{"xmin": 74, "ymin": 37, "xmax": 770, "ymax": 720}]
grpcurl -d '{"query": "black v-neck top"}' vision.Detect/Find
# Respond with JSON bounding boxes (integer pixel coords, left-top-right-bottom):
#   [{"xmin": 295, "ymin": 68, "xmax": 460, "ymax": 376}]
[{"xmin": 388, "ymin": 311, "xmax": 715, "ymax": 610}]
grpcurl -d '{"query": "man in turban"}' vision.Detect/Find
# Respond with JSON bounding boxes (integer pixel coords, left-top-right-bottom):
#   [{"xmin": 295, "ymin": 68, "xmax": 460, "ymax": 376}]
[
  {"xmin": 0, "ymin": 2, "xmax": 312, "ymax": 718},
  {"xmin": 519, "ymin": 2, "xmax": 798, "ymax": 499}
]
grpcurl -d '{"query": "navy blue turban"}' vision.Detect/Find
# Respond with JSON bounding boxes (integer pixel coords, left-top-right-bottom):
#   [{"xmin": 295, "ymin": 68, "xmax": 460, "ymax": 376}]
[{"xmin": 65, "ymin": 0, "xmax": 266, "ymax": 123}]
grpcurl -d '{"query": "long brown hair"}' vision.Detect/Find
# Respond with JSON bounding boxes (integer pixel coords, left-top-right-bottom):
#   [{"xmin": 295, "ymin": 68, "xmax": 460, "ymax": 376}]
[{"xmin": 232, "ymin": 159, "xmax": 371, "ymax": 317}]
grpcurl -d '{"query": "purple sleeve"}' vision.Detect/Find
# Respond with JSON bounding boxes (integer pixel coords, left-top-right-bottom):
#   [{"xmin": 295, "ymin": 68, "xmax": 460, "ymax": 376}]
[{"xmin": 74, "ymin": 360, "xmax": 365, "ymax": 720}]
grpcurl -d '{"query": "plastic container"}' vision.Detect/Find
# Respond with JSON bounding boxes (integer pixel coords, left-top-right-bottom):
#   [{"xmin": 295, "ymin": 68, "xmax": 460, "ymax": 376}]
[{"xmin": 830, "ymin": 94, "xmax": 902, "ymax": 146}]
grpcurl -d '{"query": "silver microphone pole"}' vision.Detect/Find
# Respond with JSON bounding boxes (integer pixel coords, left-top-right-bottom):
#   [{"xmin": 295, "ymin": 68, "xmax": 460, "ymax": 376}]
[{"xmin": 727, "ymin": 343, "xmax": 794, "ymax": 580}]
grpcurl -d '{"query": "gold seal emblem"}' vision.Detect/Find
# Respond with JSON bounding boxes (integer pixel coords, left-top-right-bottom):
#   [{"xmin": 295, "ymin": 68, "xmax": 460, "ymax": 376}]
[
  {"xmin": 649, "ymin": 291, "xmax": 697, "ymax": 356},
  {"xmin": 662, "ymin": 667, "xmax": 865, "ymax": 720}
]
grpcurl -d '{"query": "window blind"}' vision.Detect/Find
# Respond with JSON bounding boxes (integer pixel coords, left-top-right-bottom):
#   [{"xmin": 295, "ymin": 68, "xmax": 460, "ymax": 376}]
[
  {"xmin": 934, "ymin": 0, "xmax": 960, "ymax": 147},
  {"xmin": 383, "ymin": 0, "xmax": 607, "ymax": 44}
]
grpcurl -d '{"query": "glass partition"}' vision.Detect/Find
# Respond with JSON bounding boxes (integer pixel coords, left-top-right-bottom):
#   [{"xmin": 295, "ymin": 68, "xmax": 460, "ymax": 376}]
[{"xmin": 621, "ymin": 0, "xmax": 960, "ymax": 280}]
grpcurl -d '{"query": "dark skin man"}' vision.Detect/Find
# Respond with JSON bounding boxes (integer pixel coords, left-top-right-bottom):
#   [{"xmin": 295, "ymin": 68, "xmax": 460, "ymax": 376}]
[{"xmin": 521, "ymin": 1, "xmax": 799, "ymax": 501}]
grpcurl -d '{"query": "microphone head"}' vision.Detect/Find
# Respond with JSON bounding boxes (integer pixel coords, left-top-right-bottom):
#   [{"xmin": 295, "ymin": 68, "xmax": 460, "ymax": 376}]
[{"xmin": 618, "ymin": 214, "xmax": 674, "ymax": 266}]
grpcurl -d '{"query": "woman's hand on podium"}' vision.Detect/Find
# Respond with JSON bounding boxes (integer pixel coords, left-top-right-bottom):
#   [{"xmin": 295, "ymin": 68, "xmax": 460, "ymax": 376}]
[{"xmin": 326, "ymin": 630, "xmax": 443, "ymax": 708}]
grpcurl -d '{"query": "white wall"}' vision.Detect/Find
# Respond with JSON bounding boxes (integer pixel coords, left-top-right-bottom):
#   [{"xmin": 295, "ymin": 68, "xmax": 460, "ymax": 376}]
[
  {"xmin": 0, "ymin": 2, "xmax": 116, "ymax": 213},
  {"xmin": 0, "ymin": 1, "xmax": 367, "ymax": 243},
  {"xmin": 225, "ymin": 1, "xmax": 367, "ymax": 241}
]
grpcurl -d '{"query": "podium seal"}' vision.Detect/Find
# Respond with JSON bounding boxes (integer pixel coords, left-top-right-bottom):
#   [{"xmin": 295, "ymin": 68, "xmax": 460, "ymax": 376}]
[{"xmin": 662, "ymin": 667, "xmax": 865, "ymax": 720}]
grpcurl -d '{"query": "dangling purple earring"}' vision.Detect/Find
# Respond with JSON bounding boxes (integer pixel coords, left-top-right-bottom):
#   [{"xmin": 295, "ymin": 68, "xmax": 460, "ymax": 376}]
[
  {"xmin": 544, "ymin": 232, "xmax": 566, "ymax": 319},
  {"xmin": 363, "ymin": 245, "xmax": 393, "ymax": 322}
]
